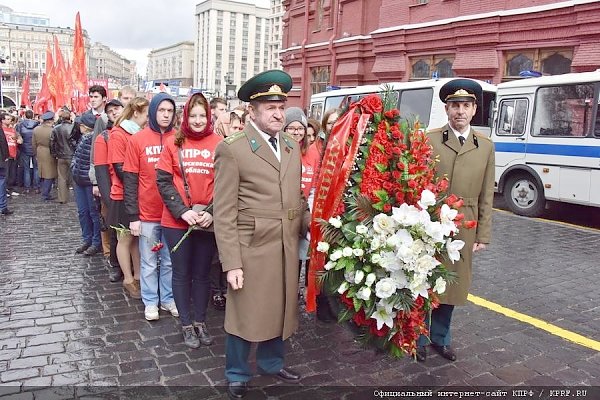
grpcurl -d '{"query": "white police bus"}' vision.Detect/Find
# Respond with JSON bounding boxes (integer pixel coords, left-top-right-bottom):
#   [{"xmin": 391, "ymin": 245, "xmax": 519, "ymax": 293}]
[
  {"xmin": 309, "ymin": 78, "xmax": 497, "ymax": 135},
  {"xmin": 492, "ymin": 71, "xmax": 600, "ymax": 217}
]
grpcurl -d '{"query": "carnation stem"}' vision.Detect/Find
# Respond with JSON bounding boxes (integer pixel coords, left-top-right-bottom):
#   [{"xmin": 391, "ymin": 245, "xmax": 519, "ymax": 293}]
[{"xmin": 171, "ymin": 226, "xmax": 195, "ymax": 253}]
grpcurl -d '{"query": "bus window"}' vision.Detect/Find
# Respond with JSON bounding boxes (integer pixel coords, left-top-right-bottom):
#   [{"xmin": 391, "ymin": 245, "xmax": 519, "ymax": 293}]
[
  {"xmin": 310, "ymin": 103, "xmax": 323, "ymax": 121},
  {"xmin": 324, "ymin": 95, "xmax": 347, "ymax": 112},
  {"xmin": 471, "ymin": 90, "xmax": 496, "ymax": 128},
  {"xmin": 398, "ymin": 88, "xmax": 433, "ymax": 127},
  {"xmin": 532, "ymin": 84, "xmax": 594, "ymax": 137},
  {"xmin": 497, "ymin": 99, "xmax": 528, "ymax": 136}
]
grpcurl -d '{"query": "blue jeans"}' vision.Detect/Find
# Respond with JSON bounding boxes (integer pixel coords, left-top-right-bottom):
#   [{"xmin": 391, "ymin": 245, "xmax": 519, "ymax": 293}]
[
  {"xmin": 19, "ymin": 154, "xmax": 39, "ymax": 189},
  {"xmin": 0, "ymin": 167, "xmax": 7, "ymax": 211},
  {"xmin": 225, "ymin": 334, "xmax": 284, "ymax": 382},
  {"xmin": 40, "ymin": 178, "xmax": 54, "ymax": 200},
  {"xmin": 417, "ymin": 304, "xmax": 455, "ymax": 347},
  {"xmin": 73, "ymin": 183, "xmax": 101, "ymax": 247},
  {"xmin": 139, "ymin": 221, "xmax": 173, "ymax": 307},
  {"xmin": 163, "ymin": 227, "xmax": 216, "ymax": 326}
]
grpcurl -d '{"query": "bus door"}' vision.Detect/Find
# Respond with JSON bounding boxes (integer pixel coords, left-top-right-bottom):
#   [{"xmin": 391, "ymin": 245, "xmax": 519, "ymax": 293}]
[{"xmin": 493, "ymin": 96, "xmax": 529, "ymax": 169}]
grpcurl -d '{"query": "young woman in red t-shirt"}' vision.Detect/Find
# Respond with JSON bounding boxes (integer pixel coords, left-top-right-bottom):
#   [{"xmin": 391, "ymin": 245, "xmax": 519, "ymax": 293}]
[
  {"xmin": 156, "ymin": 93, "xmax": 222, "ymax": 349},
  {"xmin": 108, "ymin": 97, "xmax": 149, "ymax": 299}
]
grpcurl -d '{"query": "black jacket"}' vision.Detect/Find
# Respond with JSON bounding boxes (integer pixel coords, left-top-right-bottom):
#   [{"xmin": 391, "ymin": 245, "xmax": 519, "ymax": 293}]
[{"xmin": 50, "ymin": 122, "xmax": 75, "ymax": 159}]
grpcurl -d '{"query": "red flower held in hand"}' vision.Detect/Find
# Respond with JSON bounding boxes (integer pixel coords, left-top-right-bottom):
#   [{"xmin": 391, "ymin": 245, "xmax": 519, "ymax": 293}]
[{"xmin": 151, "ymin": 242, "xmax": 164, "ymax": 252}]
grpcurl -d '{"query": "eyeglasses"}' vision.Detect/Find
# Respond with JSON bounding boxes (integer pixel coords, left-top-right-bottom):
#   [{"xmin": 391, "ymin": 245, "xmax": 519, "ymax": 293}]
[{"xmin": 286, "ymin": 126, "xmax": 306, "ymax": 134}]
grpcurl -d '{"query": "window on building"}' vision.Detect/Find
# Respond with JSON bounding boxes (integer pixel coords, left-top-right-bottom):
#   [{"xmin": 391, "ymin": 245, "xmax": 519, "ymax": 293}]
[
  {"xmin": 410, "ymin": 55, "xmax": 454, "ymax": 80},
  {"xmin": 504, "ymin": 48, "xmax": 573, "ymax": 79},
  {"xmin": 532, "ymin": 84, "xmax": 594, "ymax": 137},
  {"xmin": 311, "ymin": 66, "xmax": 330, "ymax": 97}
]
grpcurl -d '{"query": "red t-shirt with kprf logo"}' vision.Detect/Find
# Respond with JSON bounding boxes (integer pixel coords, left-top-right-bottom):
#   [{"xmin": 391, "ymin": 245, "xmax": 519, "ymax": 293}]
[
  {"xmin": 4, "ymin": 127, "xmax": 17, "ymax": 159},
  {"xmin": 301, "ymin": 145, "xmax": 321, "ymax": 199},
  {"xmin": 156, "ymin": 133, "xmax": 222, "ymax": 229},
  {"xmin": 123, "ymin": 127, "xmax": 174, "ymax": 222},
  {"xmin": 107, "ymin": 126, "xmax": 133, "ymax": 201}
]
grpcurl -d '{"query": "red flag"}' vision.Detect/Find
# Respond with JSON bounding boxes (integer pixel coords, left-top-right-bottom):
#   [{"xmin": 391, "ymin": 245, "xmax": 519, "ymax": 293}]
[
  {"xmin": 33, "ymin": 73, "xmax": 53, "ymax": 114},
  {"xmin": 53, "ymin": 35, "xmax": 69, "ymax": 109},
  {"xmin": 71, "ymin": 12, "xmax": 88, "ymax": 112},
  {"xmin": 45, "ymin": 41, "xmax": 57, "ymax": 111},
  {"xmin": 20, "ymin": 73, "xmax": 31, "ymax": 108}
]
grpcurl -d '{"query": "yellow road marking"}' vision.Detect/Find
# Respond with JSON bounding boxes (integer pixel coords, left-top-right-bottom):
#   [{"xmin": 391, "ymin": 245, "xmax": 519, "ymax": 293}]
[
  {"xmin": 492, "ymin": 207, "xmax": 600, "ymax": 233},
  {"xmin": 467, "ymin": 294, "xmax": 600, "ymax": 352}
]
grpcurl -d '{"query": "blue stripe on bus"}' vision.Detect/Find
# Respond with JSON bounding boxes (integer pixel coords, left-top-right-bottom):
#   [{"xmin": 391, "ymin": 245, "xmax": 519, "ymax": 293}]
[{"xmin": 495, "ymin": 142, "xmax": 600, "ymax": 158}]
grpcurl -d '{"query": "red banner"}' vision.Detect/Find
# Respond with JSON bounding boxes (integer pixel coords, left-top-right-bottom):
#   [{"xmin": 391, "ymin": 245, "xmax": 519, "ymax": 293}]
[{"xmin": 306, "ymin": 105, "xmax": 371, "ymax": 312}]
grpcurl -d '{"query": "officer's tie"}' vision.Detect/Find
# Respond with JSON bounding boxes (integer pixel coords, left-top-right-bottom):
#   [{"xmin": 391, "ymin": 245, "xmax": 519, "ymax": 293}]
[
  {"xmin": 268, "ymin": 136, "xmax": 278, "ymax": 151},
  {"xmin": 458, "ymin": 136, "xmax": 465, "ymax": 146}
]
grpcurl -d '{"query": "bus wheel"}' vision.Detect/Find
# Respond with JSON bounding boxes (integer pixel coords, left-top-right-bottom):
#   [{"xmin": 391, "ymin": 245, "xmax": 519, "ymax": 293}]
[{"xmin": 503, "ymin": 173, "xmax": 545, "ymax": 217}]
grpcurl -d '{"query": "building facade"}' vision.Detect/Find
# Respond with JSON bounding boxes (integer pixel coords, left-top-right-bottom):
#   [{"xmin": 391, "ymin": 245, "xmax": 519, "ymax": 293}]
[
  {"xmin": 0, "ymin": 23, "xmax": 91, "ymax": 106},
  {"xmin": 267, "ymin": 0, "xmax": 284, "ymax": 70},
  {"xmin": 146, "ymin": 41, "xmax": 195, "ymax": 91},
  {"xmin": 89, "ymin": 42, "xmax": 136, "ymax": 88},
  {"xmin": 194, "ymin": 0, "xmax": 271, "ymax": 98},
  {"xmin": 0, "ymin": 5, "xmax": 49, "ymax": 27},
  {"xmin": 281, "ymin": 0, "xmax": 600, "ymax": 108}
]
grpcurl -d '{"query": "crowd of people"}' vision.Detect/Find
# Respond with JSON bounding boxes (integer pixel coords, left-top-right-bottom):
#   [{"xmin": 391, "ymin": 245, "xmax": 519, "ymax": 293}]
[{"xmin": 0, "ymin": 70, "xmax": 495, "ymax": 399}]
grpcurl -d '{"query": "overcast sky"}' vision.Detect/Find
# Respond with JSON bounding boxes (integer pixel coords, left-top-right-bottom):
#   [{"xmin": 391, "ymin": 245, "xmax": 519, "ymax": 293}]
[{"xmin": 0, "ymin": 0, "xmax": 270, "ymax": 74}]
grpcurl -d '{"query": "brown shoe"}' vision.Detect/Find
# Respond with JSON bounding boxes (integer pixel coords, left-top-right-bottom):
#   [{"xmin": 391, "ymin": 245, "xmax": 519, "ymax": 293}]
[{"xmin": 123, "ymin": 281, "xmax": 141, "ymax": 299}]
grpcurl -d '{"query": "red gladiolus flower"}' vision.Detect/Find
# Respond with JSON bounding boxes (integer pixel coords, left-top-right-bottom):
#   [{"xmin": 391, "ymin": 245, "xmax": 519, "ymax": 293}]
[
  {"xmin": 452, "ymin": 198, "xmax": 465, "ymax": 209},
  {"xmin": 352, "ymin": 308, "xmax": 369, "ymax": 326},
  {"xmin": 383, "ymin": 203, "xmax": 392, "ymax": 213},
  {"xmin": 384, "ymin": 109, "xmax": 399, "ymax": 119},
  {"xmin": 369, "ymin": 323, "xmax": 390, "ymax": 337},
  {"xmin": 445, "ymin": 194, "xmax": 459, "ymax": 205}
]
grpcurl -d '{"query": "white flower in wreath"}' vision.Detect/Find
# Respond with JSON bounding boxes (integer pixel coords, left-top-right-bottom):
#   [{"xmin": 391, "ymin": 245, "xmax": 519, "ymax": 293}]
[
  {"xmin": 396, "ymin": 244, "xmax": 415, "ymax": 264},
  {"xmin": 342, "ymin": 247, "xmax": 353, "ymax": 257},
  {"xmin": 392, "ymin": 203, "xmax": 421, "ymax": 226},
  {"xmin": 433, "ymin": 277, "xmax": 447, "ymax": 294},
  {"xmin": 354, "ymin": 270, "xmax": 365, "ymax": 284},
  {"xmin": 371, "ymin": 253, "xmax": 382, "ymax": 265},
  {"xmin": 356, "ymin": 224, "xmax": 368, "ymax": 235},
  {"xmin": 439, "ymin": 204, "xmax": 459, "ymax": 237},
  {"xmin": 415, "ymin": 254, "xmax": 441, "ymax": 275},
  {"xmin": 375, "ymin": 277, "xmax": 398, "ymax": 299},
  {"xmin": 324, "ymin": 261, "xmax": 336, "ymax": 271},
  {"xmin": 380, "ymin": 251, "xmax": 403, "ymax": 272},
  {"xmin": 337, "ymin": 281, "xmax": 349, "ymax": 294},
  {"xmin": 417, "ymin": 189, "xmax": 437, "ymax": 209},
  {"xmin": 408, "ymin": 274, "xmax": 430, "ymax": 299},
  {"xmin": 373, "ymin": 214, "xmax": 396, "ymax": 235},
  {"xmin": 390, "ymin": 270, "xmax": 409, "ymax": 289},
  {"xmin": 424, "ymin": 220, "xmax": 445, "ymax": 243},
  {"xmin": 316, "ymin": 241, "xmax": 330, "ymax": 253},
  {"xmin": 330, "ymin": 249, "xmax": 343, "ymax": 261},
  {"xmin": 365, "ymin": 273, "xmax": 376, "ymax": 287},
  {"xmin": 370, "ymin": 235, "xmax": 383, "ymax": 251},
  {"xmin": 328, "ymin": 216, "xmax": 342, "ymax": 228},
  {"xmin": 352, "ymin": 248, "xmax": 364, "ymax": 257},
  {"xmin": 446, "ymin": 238, "xmax": 465, "ymax": 263},
  {"xmin": 344, "ymin": 270, "xmax": 355, "ymax": 283},
  {"xmin": 356, "ymin": 286, "xmax": 372, "ymax": 301},
  {"xmin": 411, "ymin": 239, "xmax": 426, "ymax": 256},
  {"xmin": 371, "ymin": 303, "xmax": 397, "ymax": 330}
]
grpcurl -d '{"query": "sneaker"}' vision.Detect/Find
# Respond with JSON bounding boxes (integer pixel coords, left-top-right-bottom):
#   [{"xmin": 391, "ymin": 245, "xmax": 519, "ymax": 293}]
[
  {"xmin": 83, "ymin": 245, "xmax": 101, "ymax": 256},
  {"xmin": 123, "ymin": 281, "xmax": 142, "ymax": 299},
  {"xmin": 1, "ymin": 208, "xmax": 13, "ymax": 215},
  {"xmin": 144, "ymin": 305, "xmax": 159, "ymax": 321},
  {"xmin": 75, "ymin": 243, "xmax": 91, "ymax": 254},
  {"xmin": 160, "ymin": 302, "xmax": 179, "ymax": 317},
  {"xmin": 182, "ymin": 325, "xmax": 200, "ymax": 349},
  {"xmin": 194, "ymin": 322, "xmax": 213, "ymax": 346},
  {"xmin": 10, "ymin": 191, "xmax": 19, "ymax": 196}
]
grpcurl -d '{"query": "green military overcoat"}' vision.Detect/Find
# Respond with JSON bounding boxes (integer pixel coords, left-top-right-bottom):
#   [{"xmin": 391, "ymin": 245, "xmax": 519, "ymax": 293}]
[
  {"xmin": 213, "ymin": 122, "xmax": 310, "ymax": 341},
  {"xmin": 427, "ymin": 124, "xmax": 495, "ymax": 305}
]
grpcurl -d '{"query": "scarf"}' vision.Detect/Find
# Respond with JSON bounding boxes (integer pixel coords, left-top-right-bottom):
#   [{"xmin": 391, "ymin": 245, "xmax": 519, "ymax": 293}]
[{"xmin": 120, "ymin": 119, "xmax": 142, "ymax": 135}]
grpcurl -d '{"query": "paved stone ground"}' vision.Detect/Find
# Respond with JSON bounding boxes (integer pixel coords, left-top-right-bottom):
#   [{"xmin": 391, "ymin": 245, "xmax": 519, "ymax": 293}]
[{"xmin": 0, "ymin": 192, "xmax": 599, "ymax": 399}]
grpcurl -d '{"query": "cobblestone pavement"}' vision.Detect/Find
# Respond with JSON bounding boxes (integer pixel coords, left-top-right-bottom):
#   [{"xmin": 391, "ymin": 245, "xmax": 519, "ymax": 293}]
[{"xmin": 0, "ymin": 192, "xmax": 599, "ymax": 399}]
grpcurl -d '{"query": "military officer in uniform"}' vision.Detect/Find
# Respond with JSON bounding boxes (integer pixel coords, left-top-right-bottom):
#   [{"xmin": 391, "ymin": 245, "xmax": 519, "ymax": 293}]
[
  {"xmin": 416, "ymin": 79, "xmax": 495, "ymax": 363},
  {"xmin": 213, "ymin": 70, "xmax": 310, "ymax": 399}
]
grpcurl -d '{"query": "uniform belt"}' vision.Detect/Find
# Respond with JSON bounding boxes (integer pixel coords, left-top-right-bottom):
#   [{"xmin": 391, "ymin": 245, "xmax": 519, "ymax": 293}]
[{"xmin": 240, "ymin": 206, "xmax": 302, "ymax": 220}]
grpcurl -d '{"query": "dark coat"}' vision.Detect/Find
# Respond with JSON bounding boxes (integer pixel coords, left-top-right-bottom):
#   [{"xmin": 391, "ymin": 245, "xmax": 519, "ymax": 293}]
[
  {"xmin": 71, "ymin": 133, "xmax": 94, "ymax": 187},
  {"xmin": 213, "ymin": 123, "xmax": 310, "ymax": 341},
  {"xmin": 50, "ymin": 122, "xmax": 75, "ymax": 160},
  {"xmin": 427, "ymin": 124, "xmax": 495, "ymax": 305},
  {"xmin": 16, "ymin": 119, "xmax": 39, "ymax": 156},
  {"xmin": 0, "ymin": 126, "xmax": 9, "ymax": 168}
]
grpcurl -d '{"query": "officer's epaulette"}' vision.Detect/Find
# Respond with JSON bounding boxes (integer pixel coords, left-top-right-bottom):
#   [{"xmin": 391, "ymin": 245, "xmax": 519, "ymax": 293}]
[
  {"xmin": 223, "ymin": 131, "xmax": 246, "ymax": 145},
  {"xmin": 280, "ymin": 132, "xmax": 295, "ymax": 149}
]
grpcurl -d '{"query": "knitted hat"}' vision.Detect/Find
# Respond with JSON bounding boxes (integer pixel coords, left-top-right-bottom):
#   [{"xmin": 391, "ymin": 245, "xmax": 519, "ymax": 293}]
[{"xmin": 284, "ymin": 107, "xmax": 307, "ymax": 130}]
